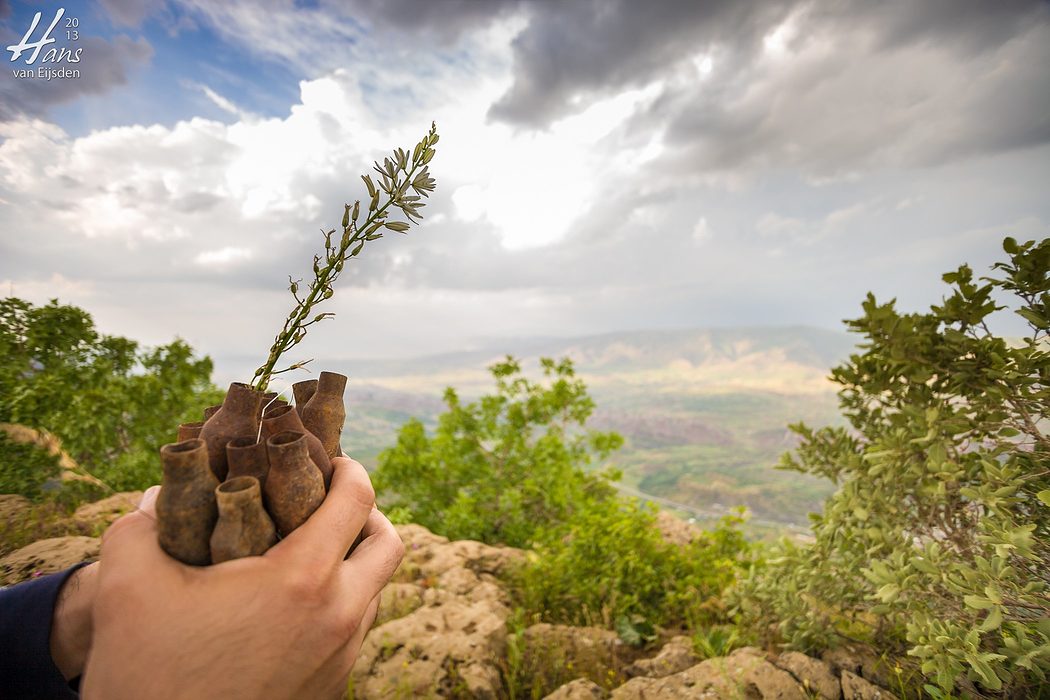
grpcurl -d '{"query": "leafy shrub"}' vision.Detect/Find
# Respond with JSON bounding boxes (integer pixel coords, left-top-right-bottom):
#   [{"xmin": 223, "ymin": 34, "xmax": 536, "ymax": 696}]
[
  {"xmin": 0, "ymin": 297, "xmax": 223, "ymax": 495},
  {"xmin": 733, "ymin": 238, "xmax": 1050, "ymax": 698},
  {"xmin": 376, "ymin": 355, "xmax": 752, "ymax": 636},
  {"xmin": 374, "ymin": 356, "xmax": 623, "ymax": 548},
  {"xmin": 513, "ymin": 499, "xmax": 748, "ymax": 632},
  {"xmin": 692, "ymin": 625, "xmax": 744, "ymax": 660}
]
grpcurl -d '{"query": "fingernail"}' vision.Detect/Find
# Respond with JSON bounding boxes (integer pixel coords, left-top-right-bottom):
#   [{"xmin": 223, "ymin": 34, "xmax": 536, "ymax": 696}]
[{"xmin": 138, "ymin": 485, "xmax": 160, "ymax": 511}]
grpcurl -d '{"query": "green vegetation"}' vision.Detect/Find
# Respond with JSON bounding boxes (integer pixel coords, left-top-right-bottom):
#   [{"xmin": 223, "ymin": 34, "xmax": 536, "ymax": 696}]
[
  {"xmin": 343, "ymin": 327, "xmax": 846, "ymax": 528},
  {"xmin": 734, "ymin": 237, "xmax": 1050, "ymax": 698},
  {"xmin": 4, "ymin": 229, "xmax": 1044, "ymax": 699},
  {"xmin": 374, "ymin": 356, "xmax": 752, "ymax": 636},
  {"xmin": 513, "ymin": 499, "xmax": 747, "ymax": 631},
  {"xmin": 375, "ymin": 356, "xmax": 624, "ymax": 548},
  {"xmin": 0, "ymin": 431, "xmax": 62, "ymax": 501},
  {"xmin": 0, "ymin": 297, "xmax": 222, "ymax": 494}
]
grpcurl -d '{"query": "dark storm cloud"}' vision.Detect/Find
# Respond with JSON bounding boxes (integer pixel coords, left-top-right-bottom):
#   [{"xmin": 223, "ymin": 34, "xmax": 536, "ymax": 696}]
[
  {"xmin": 640, "ymin": 3, "xmax": 1050, "ymax": 176},
  {"xmin": 489, "ymin": 0, "xmax": 1048, "ymax": 129},
  {"xmin": 343, "ymin": 0, "xmax": 521, "ymax": 40},
  {"xmin": 489, "ymin": 0, "xmax": 786, "ymax": 127},
  {"xmin": 0, "ymin": 34, "xmax": 153, "ymax": 121}
]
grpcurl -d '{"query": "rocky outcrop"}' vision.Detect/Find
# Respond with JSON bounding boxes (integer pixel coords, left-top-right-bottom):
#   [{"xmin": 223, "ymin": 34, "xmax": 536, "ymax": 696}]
[
  {"xmin": 0, "ymin": 536, "xmax": 99, "ymax": 584},
  {"xmin": 842, "ymin": 669, "xmax": 899, "ymax": 700},
  {"xmin": 822, "ymin": 644, "xmax": 896, "ymax": 691},
  {"xmin": 612, "ymin": 647, "xmax": 806, "ymax": 699},
  {"xmin": 0, "ymin": 507, "xmax": 905, "ymax": 700},
  {"xmin": 375, "ymin": 581, "xmax": 425, "ymax": 626},
  {"xmin": 522, "ymin": 623, "xmax": 633, "ymax": 694},
  {"xmin": 349, "ymin": 524, "xmax": 524, "ymax": 699},
  {"xmin": 654, "ymin": 510, "xmax": 705, "ymax": 545},
  {"xmin": 775, "ymin": 650, "xmax": 841, "ymax": 700},
  {"xmin": 72, "ymin": 491, "xmax": 143, "ymax": 531},
  {"xmin": 543, "ymin": 678, "xmax": 607, "ymax": 699},
  {"xmin": 0, "ymin": 494, "xmax": 33, "ymax": 524},
  {"xmin": 624, "ymin": 635, "xmax": 697, "ymax": 679}
]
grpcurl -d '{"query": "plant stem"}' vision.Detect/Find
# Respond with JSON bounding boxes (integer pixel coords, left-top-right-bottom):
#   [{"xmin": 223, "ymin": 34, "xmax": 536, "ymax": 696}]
[{"xmin": 250, "ymin": 124, "xmax": 438, "ymax": 390}]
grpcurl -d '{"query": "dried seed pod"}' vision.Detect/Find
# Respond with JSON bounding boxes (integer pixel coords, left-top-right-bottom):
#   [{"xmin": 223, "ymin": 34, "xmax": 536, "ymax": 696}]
[
  {"xmin": 210, "ymin": 477, "xmax": 278, "ymax": 563},
  {"xmin": 262, "ymin": 405, "xmax": 332, "ymax": 489},
  {"xmin": 292, "ymin": 379, "xmax": 317, "ymax": 419},
  {"xmin": 262, "ymin": 399, "xmax": 289, "ymax": 419},
  {"xmin": 157, "ymin": 439, "xmax": 219, "ymax": 566},
  {"xmin": 300, "ymin": 371, "xmax": 346, "ymax": 459},
  {"xmin": 199, "ymin": 383, "xmax": 263, "ymax": 481},
  {"xmin": 177, "ymin": 421, "xmax": 204, "ymax": 441},
  {"xmin": 264, "ymin": 431, "xmax": 325, "ymax": 536},
  {"xmin": 226, "ymin": 437, "xmax": 270, "ymax": 491}
]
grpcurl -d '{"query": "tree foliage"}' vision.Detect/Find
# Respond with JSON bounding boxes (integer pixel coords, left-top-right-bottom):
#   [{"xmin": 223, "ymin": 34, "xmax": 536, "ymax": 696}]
[
  {"xmin": 375, "ymin": 356, "xmax": 751, "ymax": 634},
  {"xmin": 0, "ymin": 297, "xmax": 222, "ymax": 494},
  {"xmin": 374, "ymin": 356, "xmax": 623, "ymax": 548},
  {"xmin": 734, "ymin": 238, "xmax": 1050, "ymax": 698}
]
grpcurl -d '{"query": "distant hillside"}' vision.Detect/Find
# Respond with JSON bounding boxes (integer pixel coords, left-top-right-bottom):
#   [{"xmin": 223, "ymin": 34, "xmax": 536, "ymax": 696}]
[{"xmin": 335, "ymin": 326, "xmax": 856, "ymax": 528}]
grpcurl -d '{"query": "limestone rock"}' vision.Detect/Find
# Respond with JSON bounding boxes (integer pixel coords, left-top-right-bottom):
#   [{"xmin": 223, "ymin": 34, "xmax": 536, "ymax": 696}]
[
  {"xmin": 352, "ymin": 525, "xmax": 522, "ymax": 699},
  {"xmin": 544, "ymin": 678, "xmax": 608, "ymax": 699},
  {"xmin": 822, "ymin": 644, "xmax": 894, "ymax": 690},
  {"xmin": 376, "ymin": 582, "xmax": 424, "ymax": 626},
  {"xmin": 842, "ymin": 670, "xmax": 898, "ymax": 700},
  {"xmin": 393, "ymin": 524, "xmax": 523, "ymax": 584},
  {"xmin": 351, "ymin": 596, "xmax": 508, "ymax": 698},
  {"xmin": 0, "ymin": 494, "xmax": 33, "ymax": 524},
  {"xmin": 523, "ymin": 623, "xmax": 629, "ymax": 693},
  {"xmin": 775, "ymin": 651, "xmax": 840, "ymax": 700},
  {"xmin": 654, "ymin": 510, "xmax": 704, "ymax": 545},
  {"xmin": 0, "ymin": 536, "xmax": 99, "ymax": 584},
  {"xmin": 612, "ymin": 647, "xmax": 806, "ymax": 700},
  {"xmin": 73, "ymin": 491, "xmax": 143, "ymax": 531},
  {"xmin": 624, "ymin": 635, "xmax": 697, "ymax": 679}
]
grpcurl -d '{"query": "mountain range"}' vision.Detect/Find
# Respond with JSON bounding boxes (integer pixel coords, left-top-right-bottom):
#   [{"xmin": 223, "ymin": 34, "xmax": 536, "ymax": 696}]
[{"xmin": 329, "ymin": 325, "xmax": 858, "ymax": 530}]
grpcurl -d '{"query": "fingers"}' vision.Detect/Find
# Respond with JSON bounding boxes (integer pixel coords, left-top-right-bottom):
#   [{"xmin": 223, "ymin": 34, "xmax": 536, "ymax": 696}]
[
  {"xmin": 339, "ymin": 508, "xmax": 404, "ymax": 609},
  {"xmin": 270, "ymin": 457, "xmax": 375, "ymax": 566}
]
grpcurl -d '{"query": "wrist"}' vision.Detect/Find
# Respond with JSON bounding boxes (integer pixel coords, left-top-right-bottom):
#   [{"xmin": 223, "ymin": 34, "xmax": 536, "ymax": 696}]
[{"xmin": 50, "ymin": 561, "xmax": 99, "ymax": 680}]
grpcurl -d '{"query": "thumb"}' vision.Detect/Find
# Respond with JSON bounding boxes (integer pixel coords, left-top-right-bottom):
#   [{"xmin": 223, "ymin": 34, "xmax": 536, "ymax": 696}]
[
  {"xmin": 100, "ymin": 485, "xmax": 167, "ymax": 568},
  {"xmin": 138, "ymin": 485, "xmax": 160, "ymax": 517}
]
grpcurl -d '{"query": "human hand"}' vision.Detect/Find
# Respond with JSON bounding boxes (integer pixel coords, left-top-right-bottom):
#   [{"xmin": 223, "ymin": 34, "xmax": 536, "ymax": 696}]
[{"xmin": 81, "ymin": 457, "xmax": 403, "ymax": 700}]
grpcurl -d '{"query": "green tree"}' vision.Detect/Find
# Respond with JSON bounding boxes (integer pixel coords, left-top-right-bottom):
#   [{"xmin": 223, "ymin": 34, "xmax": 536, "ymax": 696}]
[
  {"xmin": 374, "ymin": 356, "xmax": 623, "ymax": 548},
  {"xmin": 375, "ymin": 356, "xmax": 752, "ymax": 637},
  {"xmin": 0, "ymin": 297, "xmax": 223, "ymax": 494},
  {"xmin": 734, "ymin": 238, "xmax": 1050, "ymax": 698}
]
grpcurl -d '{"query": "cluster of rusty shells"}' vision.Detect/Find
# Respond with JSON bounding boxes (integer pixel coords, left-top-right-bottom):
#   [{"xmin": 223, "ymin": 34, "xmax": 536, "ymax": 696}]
[{"xmin": 156, "ymin": 371, "xmax": 347, "ymax": 566}]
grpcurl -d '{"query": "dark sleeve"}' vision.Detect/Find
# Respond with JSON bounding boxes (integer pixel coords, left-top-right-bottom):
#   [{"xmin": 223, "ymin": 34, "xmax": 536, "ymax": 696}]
[{"xmin": 0, "ymin": 563, "xmax": 90, "ymax": 699}]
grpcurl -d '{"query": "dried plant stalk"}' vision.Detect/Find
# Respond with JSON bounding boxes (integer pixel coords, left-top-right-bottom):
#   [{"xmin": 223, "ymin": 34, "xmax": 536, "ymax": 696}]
[{"xmin": 251, "ymin": 123, "xmax": 439, "ymax": 390}]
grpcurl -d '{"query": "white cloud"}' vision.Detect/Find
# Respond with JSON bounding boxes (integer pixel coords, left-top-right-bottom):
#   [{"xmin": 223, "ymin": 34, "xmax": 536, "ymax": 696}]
[
  {"xmin": 757, "ymin": 201, "xmax": 874, "ymax": 245},
  {"xmin": 194, "ymin": 246, "xmax": 254, "ymax": 268},
  {"xmin": 0, "ymin": 273, "xmax": 95, "ymax": 303},
  {"xmin": 197, "ymin": 84, "xmax": 256, "ymax": 121},
  {"xmin": 0, "ymin": 2, "xmax": 1046, "ymax": 368},
  {"xmin": 692, "ymin": 217, "xmax": 712, "ymax": 243}
]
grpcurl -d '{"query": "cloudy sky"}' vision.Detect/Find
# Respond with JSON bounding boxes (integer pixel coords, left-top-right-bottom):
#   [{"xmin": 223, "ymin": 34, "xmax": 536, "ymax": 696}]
[{"xmin": 1, "ymin": 0, "xmax": 1048, "ymax": 382}]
